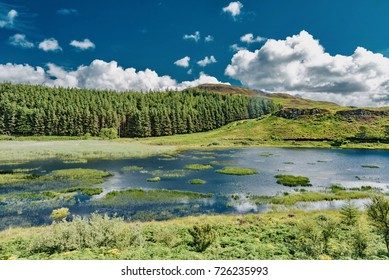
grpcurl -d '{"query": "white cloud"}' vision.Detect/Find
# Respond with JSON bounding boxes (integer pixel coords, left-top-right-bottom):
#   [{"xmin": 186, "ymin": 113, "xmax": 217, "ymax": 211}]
[
  {"xmin": 8, "ymin": 34, "xmax": 34, "ymax": 48},
  {"xmin": 222, "ymin": 1, "xmax": 243, "ymax": 18},
  {"xmin": 205, "ymin": 35, "xmax": 214, "ymax": 42},
  {"xmin": 0, "ymin": 63, "xmax": 45, "ymax": 84},
  {"xmin": 0, "ymin": 59, "xmax": 228, "ymax": 92},
  {"xmin": 57, "ymin": 8, "xmax": 78, "ymax": 15},
  {"xmin": 0, "ymin": 9, "xmax": 18, "ymax": 28},
  {"xmin": 70, "ymin": 39, "xmax": 95, "ymax": 50},
  {"xmin": 240, "ymin": 33, "xmax": 265, "ymax": 44},
  {"xmin": 177, "ymin": 72, "xmax": 230, "ymax": 89},
  {"xmin": 39, "ymin": 38, "xmax": 62, "ymax": 52},
  {"xmin": 197, "ymin": 56, "xmax": 217, "ymax": 67},
  {"xmin": 183, "ymin": 31, "xmax": 200, "ymax": 42},
  {"xmin": 174, "ymin": 56, "xmax": 190, "ymax": 68},
  {"xmin": 230, "ymin": 44, "xmax": 246, "ymax": 52},
  {"xmin": 225, "ymin": 30, "xmax": 389, "ymax": 106}
]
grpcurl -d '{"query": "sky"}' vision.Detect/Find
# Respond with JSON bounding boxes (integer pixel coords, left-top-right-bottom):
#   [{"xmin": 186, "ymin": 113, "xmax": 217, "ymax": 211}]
[{"xmin": 1, "ymin": 0, "xmax": 389, "ymax": 106}]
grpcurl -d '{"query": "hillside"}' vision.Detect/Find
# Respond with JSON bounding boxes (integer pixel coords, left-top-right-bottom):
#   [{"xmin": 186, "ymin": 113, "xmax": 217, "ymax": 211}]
[{"xmin": 142, "ymin": 84, "xmax": 389, "ymax": 148}]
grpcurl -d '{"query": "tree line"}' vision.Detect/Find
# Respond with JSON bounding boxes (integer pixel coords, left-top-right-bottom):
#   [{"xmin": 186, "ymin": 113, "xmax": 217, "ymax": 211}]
[{"xmin": 0, "ymin": 83, "xmax": 277, "ymax": 138}]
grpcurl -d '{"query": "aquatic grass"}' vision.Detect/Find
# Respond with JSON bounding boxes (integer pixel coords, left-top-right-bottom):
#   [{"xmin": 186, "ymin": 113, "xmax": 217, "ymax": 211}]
[
  {"xmin": 149, "ymin": 169, "xmax": 189, "ymax": 178},
  {"xmin": 147, "ymin": 177, "xmax": 161, "ymax": 182},
  {"xmin": 0, "ymin": 173, "xmax": 38, "ymax": 185},
  {"xmin": 275, "ymin": 174, "xmax": 312, "ymax": 187},
  {"xmin": 48, "ymin": 168, "xmax": 112, "ymax": 180},
  {"xmin": 361, "ymin": 165, "xmax": 380, "ymax": 169},
  {"xmin": 266, "ymin": 191, "xmax": 373, "ymax": 205},
  {"xmin": 60, "ymin": 187, "xmax": 104, "ymax": 196},
  {"xmin": 184, "ymin": 164, "xmax": 213, "ymax": 171},
  {"xmin": 215, "ymin": 167, "xmax": 258, "ymax": 176},
  {"xmin": 259, "ymin": 152, "xmax": 273, "ymax": 157},
  {"xmin": 209, "ymin": 160, "xmax": 237, "ymax": 166},
  {"xmin": 63, "ymin": 159, "xmax": 88, "ymax": 164},
  {"xmin": 121, "ymin": 166, "xmax": 144, "ymax": 171},
  {"xmin": 189, "ymin": 179, "xmax": 206, "ymax": 185},
  {"xmin": 102, "ymin": 189, "xmax": 213, "ymax": 206}
]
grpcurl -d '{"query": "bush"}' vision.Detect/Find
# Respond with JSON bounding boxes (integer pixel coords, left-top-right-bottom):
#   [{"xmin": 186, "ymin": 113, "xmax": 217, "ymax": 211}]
[
  {"xmin": 340, "ymin": 200, "xmax": 360, "ymax": 226},
  {"xmin": 50, "ymin": 208, "xmax": 70, "ymax": 220},
  {"xmin": 99, "ymin": 128, "xmax": 118, "ymax": 139},
  {"xmin": 31, "ymin": 214, "xmax": 139, "ymax": 254},
  {"xmin": 366, "ymin": 196, "xmax": 389, "ymax": 253},
  {"xmin": 188, "ymin": 224, "xmax": 216, "ymax": 252}
]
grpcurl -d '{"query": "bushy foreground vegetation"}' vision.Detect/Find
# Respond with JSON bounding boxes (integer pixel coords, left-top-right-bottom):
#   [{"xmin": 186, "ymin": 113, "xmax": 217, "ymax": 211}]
[
  {"xmin": 1, "ymin": 200, "xmax": 389, "ymax": 260},
  {"xmin": 0, "ymin": 83, "xmax": 276, "ymax": 138}
]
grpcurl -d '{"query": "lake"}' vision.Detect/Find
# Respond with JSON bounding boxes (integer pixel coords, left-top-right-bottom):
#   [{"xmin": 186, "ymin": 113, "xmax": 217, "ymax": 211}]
[{"xmin": 1, "ymin": 147, "xmax": 388, "ymax": 230}]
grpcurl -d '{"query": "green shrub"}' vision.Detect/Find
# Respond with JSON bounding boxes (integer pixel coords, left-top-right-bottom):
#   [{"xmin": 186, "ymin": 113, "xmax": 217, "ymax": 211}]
[
  {"xmin": 340, "ymin": 200, "xmax": 360, "ymax": 226},
  {"xmin": 31, "ymin": 214, "xmax": 139, "ymax": 254},
  {"xmin": 188, "ymin": 224, "xmax": 216, "ymax": 252},
  {"xmin": 99, "ymin": 128, "xmax": 118, "ymax": 139},
  {"xmin": 366, "ymin": 196, "xmax": 389, "ymax": 253},
  {"xmin": 50, "ymin": 208, "xmax": 70, "ymax": 220}
]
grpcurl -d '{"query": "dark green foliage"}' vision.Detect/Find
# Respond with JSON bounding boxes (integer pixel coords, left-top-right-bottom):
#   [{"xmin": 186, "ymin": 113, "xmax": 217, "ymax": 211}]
[
  {"xmin": 340, "ymin": 200, "xmax": 360, "ymax": 226},
  {"xmin": 0, "ymin": 83, "xmax": 275, "ymax": 138},
  {"xmin": 188, "ymin": 224, "xmax": 216, "ymax": 252},
  {"xmin": 275, "ymin": 174, "xmax": 312, "ymax": 187},
  {"xmin": 99, "ymin": 128, "xmax": 118, "ymax": 139},
  {"xmin": 366, "ymin": 196, "xmax": 389, "ymax": 253}
]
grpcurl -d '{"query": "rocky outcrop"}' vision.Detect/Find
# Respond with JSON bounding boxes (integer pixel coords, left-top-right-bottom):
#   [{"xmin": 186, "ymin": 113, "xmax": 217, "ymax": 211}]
[
  {"xmin": 335, "ymin": 109, "xmax": 389, "ymax": 118},
  {"xmin": 274, "ymin": 108, "xmax": 330, "ymax": 119}
]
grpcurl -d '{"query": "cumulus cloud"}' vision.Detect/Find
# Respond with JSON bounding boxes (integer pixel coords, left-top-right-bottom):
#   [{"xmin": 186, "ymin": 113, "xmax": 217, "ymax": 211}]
[
  {"xmin": 0, "ymin": 63, "xmax": 45, "ymax": 84},
  {"xmin": 222, "ymin": 1, "xmax": 243, "ymax": 18},
  {"xmin": 205, "ymin": 35, "xmax": 214, "ymax": 42},
  {"xmin": 197, "ymin": 56, "xmax": 217, "ymax": 67},
  {"xmin": 57, "ymin": 8, "xmax": 78, "ymax": 15},
  {"xmin": 174, "ymin": 56, "xmax": 190, "ymax": 68},
  {"xmin": 183, "ymin": 31, "xmax": 200, "ymax": 42},
  {"xmin": 240, "ymin": 33, "xmax": 265, "ymax": 44},
  {"xmin": 177, "ymin": 72, "xmax": 230, "ymax": 89},
  {"xmin": 225, "ymin": 30, "xmax": 389, "ymax": 106},
  {"xmin": 0, "ymin": 59, "xmax": 228, "ymax": 92},
  {"xmin": 8, "ymin": 34, "xmax": 34, "ymax": 48},
  {"xmin": 0, "ymin": 9, "xmax": 18, "ymax": 28},
  {"xmin": 39, "ymin": 38, "xmax": 62, "ymax": 52},
  {"xmin": 70, "ymin": 39, "xmax": 95, "ymax": 50},
  {"xmin": 230, "ymin": 44, "xmax": 246, "ymax": 52}
]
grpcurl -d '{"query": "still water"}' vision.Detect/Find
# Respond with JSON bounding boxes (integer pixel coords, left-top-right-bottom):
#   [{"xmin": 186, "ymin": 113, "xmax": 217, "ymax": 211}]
[{"xmin": 1, "ymin": 148, "xmax": 388, "ymax": 229}]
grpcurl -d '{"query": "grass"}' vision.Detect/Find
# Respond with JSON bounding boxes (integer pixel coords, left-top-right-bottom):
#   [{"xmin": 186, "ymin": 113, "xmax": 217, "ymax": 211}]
[
  {"xmin": 147, "ymin": 177, "xmax": 161, "ymax": 182},
  {"xmin": 184, "ymin": 164, "xmax": 213, "ymax": 170},
  {"xmin": 121, "ymin": 166, "xmax": 143, "ymax": 171},
  {"xmin": 101, "ymin": 189, "xmax": 213, "ymax": 206},
  {"xmin": 0, "ymin": 173, "xmax": 38, "ymax": 185},
  {"xmin": 215, "ymin": 167, "xmax": 258, "ymax": 176},
  {"xmin": 361, "ymin": 165, "xmax": 380, "ymax": 169},
  {"xmin": 0, "ymin": 140, "xmax": 176, "ymax": 163},
  {"xmin": 149, "ymin": 169, "xmax": 189, "ymax": 178},
  {"xmin": 60, "ymin": 187, "xmax": 104, "ymax": 196},
  {"xmin": 275, "ymin": 174, "xmax": 312, "ymax": 187},
  {"xmin": 0, "ymin": 210, "xmax": 388, "ymax": 260},
  {"xmin": 49, "ymin": 168, "xmax": 111, "ymax": 185},
  {"xmin": 189, "ymin": 179, "xmax": 206, "ymax": 185}
]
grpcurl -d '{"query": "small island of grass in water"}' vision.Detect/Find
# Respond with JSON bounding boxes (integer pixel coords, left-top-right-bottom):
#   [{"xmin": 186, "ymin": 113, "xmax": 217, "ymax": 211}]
[
  {"xmin": 275, "ymin": 174, "xmax": 312, "ymax": 187},
  {"xmin": 184, "ymin": 164, "xmax": 213, "ymax": 170},
  {"xmin": 189, "ymin": 179, "xmax": 206, "ymax": 185},
  {"xmin": 216, "ymin": 167, "xmax": 258, "ymax": 176}
]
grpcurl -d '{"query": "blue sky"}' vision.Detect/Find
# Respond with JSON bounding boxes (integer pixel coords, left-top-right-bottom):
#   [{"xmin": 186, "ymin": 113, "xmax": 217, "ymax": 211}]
[{"xmin": 1, "ymin": 0, "xmax": 389, "ymax": 106}]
